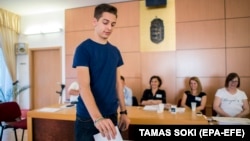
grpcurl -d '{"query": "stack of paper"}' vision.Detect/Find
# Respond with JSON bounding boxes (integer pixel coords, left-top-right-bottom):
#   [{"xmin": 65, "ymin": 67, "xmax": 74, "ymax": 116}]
[
  {"xmin": 143, "ymin": 105, "xmax": 159, "ymax": 111},
  {"xmin": 212, "ymin": 117, "xmax": 250, "ymax": 125}
]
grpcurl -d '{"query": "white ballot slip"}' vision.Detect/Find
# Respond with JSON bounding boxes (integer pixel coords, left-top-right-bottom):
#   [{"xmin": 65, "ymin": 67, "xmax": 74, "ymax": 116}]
[{"xmin": 94, "ymin": 126, "xmax": 123, "ymax": 141}]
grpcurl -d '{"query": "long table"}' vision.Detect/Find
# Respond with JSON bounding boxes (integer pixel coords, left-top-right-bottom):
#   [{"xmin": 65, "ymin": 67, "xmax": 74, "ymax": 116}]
[
  {"xmin": 27, "ymin": 104, "xmax": 208, "ymax": 141},
  {"xmin": 125, "ymin": 106, "xmax": 207, "ymax": 125}
]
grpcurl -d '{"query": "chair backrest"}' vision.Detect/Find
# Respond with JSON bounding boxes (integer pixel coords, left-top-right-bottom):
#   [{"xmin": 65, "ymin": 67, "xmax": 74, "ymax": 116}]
[
  {"xmin": 177, "ymin": 99, "xmax": 182, "ymax": 107},
  {"xmin": 0, "ymin": 101, "xmax": 21, "ymax": 122},
  {"xmin": 132, "ymin": 96, "xmax": 139, "ymax": 106}
]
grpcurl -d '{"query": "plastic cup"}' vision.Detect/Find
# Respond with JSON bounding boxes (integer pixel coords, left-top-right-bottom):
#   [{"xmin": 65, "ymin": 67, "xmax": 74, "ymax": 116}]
[
  {"xmin": 191, "ymin": 102, "xmax": 196, "ymax": 112},
  {"xmin": 157, "ymin": 103, "xmax": 165, "ymax": 113}
]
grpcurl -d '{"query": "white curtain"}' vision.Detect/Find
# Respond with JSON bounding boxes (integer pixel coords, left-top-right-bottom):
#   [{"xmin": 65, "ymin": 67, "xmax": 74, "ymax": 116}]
[{"xmin": 0, "ymin": 43, "xmax": 13, "ymax": 102}]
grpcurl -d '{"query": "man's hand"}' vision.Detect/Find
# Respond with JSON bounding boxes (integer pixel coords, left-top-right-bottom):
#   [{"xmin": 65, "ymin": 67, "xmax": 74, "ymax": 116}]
[
  {"xmin": 94, "ymin": 118, "xmax": 117, "ymax": 140},
  {"xmin": 118, "ymin": 114, "xmax": 130, "ymax": 131}
]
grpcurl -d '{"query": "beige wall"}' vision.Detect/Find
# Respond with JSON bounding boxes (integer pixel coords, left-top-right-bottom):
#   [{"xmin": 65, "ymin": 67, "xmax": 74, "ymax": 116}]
[
  {"xmin": 175, "ymin": 0, "xmax": 250, "ymax": 115},
  {"xmin": 65, "ymin": 0, "xmax": 250, "ymax": 116}
]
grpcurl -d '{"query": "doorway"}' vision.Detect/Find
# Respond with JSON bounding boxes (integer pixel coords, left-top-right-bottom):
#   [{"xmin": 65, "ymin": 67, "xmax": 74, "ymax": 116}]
[{"xmin": 29, "ymin": 47, "xmax": 62, "ymax": 109}]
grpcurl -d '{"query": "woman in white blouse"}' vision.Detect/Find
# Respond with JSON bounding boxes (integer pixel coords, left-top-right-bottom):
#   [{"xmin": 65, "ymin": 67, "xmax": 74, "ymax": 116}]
[{"xmin": 213, "ymin": 72, "xmax": 249, "ymax": 117}]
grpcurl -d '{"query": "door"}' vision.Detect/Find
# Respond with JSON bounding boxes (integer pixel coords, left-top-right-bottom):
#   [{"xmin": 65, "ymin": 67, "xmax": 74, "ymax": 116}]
[{"xmin": 29, "ymin": 47, "xmax": 62, "ymax": 109}]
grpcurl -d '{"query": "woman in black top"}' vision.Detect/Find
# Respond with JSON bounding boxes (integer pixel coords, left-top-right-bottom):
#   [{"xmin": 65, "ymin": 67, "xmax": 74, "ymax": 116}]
[
  {"xmin": 140, "ymin": 75, "xmax": 166, "ymax": 105},
  {"xmin": 180, "ymin": 76, "xmax": 207, "ymax": 113}
]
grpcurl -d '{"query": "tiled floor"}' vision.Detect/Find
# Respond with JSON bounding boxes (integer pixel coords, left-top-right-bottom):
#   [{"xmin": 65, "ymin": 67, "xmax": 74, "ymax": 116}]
[{"xmin": 1, "ymin": 128, "xmax": 27, "ymax": 141}]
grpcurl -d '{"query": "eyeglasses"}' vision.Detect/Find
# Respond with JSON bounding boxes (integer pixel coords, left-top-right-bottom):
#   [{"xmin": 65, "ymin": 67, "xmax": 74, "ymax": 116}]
[{"xmin": 230, "ymin": 80, "xmax": 238, "ymax": 83}]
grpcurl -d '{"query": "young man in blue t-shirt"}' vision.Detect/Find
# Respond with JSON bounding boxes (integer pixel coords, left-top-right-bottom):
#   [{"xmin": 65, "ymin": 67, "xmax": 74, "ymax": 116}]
[{"xmin": 72, "ymin": 3, "xmax": 130, "ymax": 141}]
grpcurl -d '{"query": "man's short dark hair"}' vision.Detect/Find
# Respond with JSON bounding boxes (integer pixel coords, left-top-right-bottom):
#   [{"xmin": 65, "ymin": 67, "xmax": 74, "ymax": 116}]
[{"xmin": 94, "ymin": 3, "xmax": 117, "ymax": 20}]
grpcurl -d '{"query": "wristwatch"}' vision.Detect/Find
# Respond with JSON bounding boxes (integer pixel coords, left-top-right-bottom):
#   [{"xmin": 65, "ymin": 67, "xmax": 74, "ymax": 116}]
[{"xmin": 120, "ymin": 110, "xmax": 127, "ymax": 115}]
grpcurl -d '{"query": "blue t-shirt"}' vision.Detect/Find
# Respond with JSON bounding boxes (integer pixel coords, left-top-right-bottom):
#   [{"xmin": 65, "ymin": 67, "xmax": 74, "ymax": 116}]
[{"xmin": 72, "ymin": 39, "xmax": 124, "ymax": 118}]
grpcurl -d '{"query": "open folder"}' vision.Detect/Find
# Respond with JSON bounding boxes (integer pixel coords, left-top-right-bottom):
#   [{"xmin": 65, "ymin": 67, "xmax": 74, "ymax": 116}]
[{"xmin": 93, "ymin": 126, "xmax": 123, "ymax": 141}]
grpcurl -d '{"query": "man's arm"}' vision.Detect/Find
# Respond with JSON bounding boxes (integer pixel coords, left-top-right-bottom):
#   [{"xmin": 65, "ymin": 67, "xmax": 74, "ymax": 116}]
[
  {"xmin": 116, "ymin": 68, "xmax": 130, "ymax": 131},
  {"xmin": 76, "ymin": 66, "xmax": 102, "ymax": 120},
  {"xmin": 116, "ymin": 68, "xmax": 126, "ymax": 112},
  {"xmin": 76, "ymin": 66, "xmax": 117, "ymax": 139}
]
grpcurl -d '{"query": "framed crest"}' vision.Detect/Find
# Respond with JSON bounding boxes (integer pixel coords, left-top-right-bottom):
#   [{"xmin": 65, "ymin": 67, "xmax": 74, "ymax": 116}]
[{"xmin": 150, "ymin": 18, "xmax": 164, "ymax": 44}]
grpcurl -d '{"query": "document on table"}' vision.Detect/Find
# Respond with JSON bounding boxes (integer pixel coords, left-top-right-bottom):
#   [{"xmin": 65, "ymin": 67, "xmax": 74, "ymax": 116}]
[
  {"xmin": 212, "ymin": 117, "xmax": 250, "ymax": 125},
  {"xmin": 143, "ymin": 105, "xmax": 159, "ymax": 111},
  {"xmin": 37, "ymin": 107, "xmax": 61, "ymax": 112},
  {"xmin": 93, "ymin": 126, "xmax": 123, "ymax": 141}
]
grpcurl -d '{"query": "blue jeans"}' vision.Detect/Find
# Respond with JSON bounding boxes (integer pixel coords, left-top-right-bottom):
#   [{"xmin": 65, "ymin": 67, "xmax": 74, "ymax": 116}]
[{"xmin": 74, "ymin": 113, "xmax": 117, "ymax": 141}]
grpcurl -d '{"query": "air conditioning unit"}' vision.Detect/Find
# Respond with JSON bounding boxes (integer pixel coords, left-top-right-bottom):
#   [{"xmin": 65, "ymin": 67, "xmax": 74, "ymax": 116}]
[{"xmin": 15, "ymin": 43, "xmax": 28, "ymax": 55}]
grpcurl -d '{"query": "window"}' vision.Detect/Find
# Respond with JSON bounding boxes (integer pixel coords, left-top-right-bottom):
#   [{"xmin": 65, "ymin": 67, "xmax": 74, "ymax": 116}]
[{"xmin": 0, "ymin": 44, "xmax": 13, "ymax": 102}]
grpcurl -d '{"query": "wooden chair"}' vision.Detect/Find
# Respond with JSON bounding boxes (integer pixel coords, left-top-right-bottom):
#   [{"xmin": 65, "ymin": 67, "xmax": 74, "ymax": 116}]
[{"xmin": 0, "ymin": 101, "xmax": 27, "ymax": 141}]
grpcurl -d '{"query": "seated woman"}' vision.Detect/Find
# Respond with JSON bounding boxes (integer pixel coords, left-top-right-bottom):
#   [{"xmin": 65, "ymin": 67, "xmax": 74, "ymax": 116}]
[
  {"xmin": 213, "ymin": 72, "xmax": 249, "ymax": 117},
  {"xmin": 140, "ymin": 75, "xmax": 166, "ymax": 106},
  {"xmin": 180, "ymin": 76, "xmax": 207, "ymax": 113}
]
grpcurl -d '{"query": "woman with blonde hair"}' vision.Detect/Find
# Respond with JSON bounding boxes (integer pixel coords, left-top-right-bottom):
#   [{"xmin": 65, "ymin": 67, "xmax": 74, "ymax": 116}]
[{"xmin": 180, "ymin": 76, "xmax": 207, "ymax": 113}]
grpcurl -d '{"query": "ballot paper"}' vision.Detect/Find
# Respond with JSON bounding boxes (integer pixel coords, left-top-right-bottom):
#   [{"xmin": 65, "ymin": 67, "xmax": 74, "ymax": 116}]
[{"xmin": 93, "ymin": 126, "xmax": 123, "ymax": 141}]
